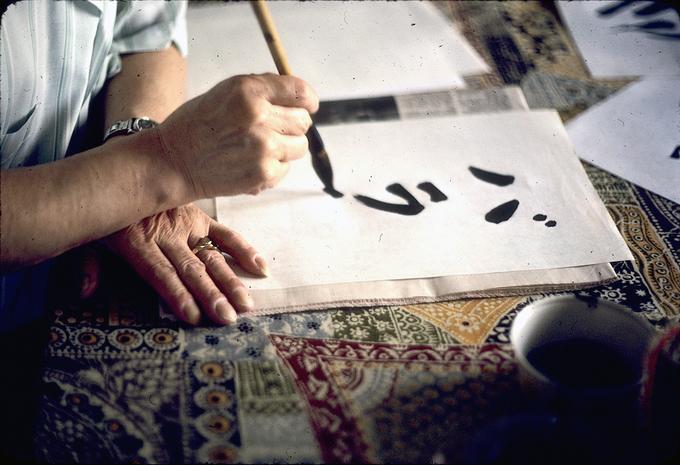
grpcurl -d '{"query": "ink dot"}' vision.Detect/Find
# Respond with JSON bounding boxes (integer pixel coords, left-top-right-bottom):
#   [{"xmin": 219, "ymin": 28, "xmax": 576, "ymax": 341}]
[
  {"xmin": 545, "ymin": 220, "xmax": 557, "ymax": 227},
  {"xmin": 533, "ymin": 214, "xmax": 547, "ymax": 221}
]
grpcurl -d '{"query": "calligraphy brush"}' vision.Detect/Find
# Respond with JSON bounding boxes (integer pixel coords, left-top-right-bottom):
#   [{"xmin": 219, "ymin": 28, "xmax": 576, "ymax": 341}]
[{"xmin": 251, "ymin": 0, "xmax": 343, "ymax": 198}]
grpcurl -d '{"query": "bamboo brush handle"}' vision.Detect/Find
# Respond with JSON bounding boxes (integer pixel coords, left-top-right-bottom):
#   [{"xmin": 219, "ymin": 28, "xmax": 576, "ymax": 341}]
[{"xmin": 252, "ymin": 0, "xmax": 294, "ymax": 76}]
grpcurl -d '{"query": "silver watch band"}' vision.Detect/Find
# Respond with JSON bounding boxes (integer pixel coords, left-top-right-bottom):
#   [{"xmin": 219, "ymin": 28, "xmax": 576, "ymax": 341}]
[{"xmin": 103, "ymin": 117, "xmax": 158, "ymax": 142}]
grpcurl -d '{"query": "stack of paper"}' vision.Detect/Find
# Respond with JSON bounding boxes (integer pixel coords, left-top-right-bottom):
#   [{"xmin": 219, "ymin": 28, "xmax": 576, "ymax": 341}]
[{"xmin": 186, "ymin": 2, "xmax": 489, "ymax": 100}]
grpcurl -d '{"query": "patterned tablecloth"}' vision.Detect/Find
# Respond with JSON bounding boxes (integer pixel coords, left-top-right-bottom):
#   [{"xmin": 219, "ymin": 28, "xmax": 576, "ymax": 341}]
[{"xmin": 24, "ymin": 2, "xmax": 680, "ymax": 463}]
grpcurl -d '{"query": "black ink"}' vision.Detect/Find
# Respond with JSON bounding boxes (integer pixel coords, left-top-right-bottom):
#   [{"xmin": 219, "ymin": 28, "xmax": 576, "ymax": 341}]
[
  {"xmin": 533, "ymin": 214, "xmax": 547, "ymax": 221},
  {"xmin": 354, "ymin": 183, "xmax": 425, "ymax": 216},
  {"xmin": 671, "ymin": 145, "xmax": 680, "ymax": 159},
  {"xmin": 615, "ymin": 20, "xmax": 680, "ymax": 39},
  {"xmin": 308, "ymin": 125, "xmax": 344, "ymax": 198},
  {"xmin": 618, "ymin": 19, "xmax": 676, "ymax": 30},
  {"xmin": 598, "ymin": 1, "xmax": 680, "ymax": 41},
  {"xmin": 598, "ymin": 1, "xmax": 678, "ymax": 18},
  {"xmin": 527, "ymin": 339, "xmax": 638, "ymax": 388},
  {"xmin": 598, "ymin": 0, "xmax": 640, "ymax": 16},
  {"xmin": 545, "ymin": 220, "xmax": 557, "ymax": 227},
  {"xmin": 323, "ymin": 187, "xmax": 345, "ymax": 199},
  {"xmin": 634, "ymin": 2, "xmax": 677, "ymax": 16},
  {"xmin": 484, "ymin": 199, "xmax": 520, "ymax": 224},
  {"xmin": 469, "ymin": 166, "xmax": 515, "ymax": 186},
  {"xmin": 417, "ymin": 182, "xmax": 448, "ymax": 202}
]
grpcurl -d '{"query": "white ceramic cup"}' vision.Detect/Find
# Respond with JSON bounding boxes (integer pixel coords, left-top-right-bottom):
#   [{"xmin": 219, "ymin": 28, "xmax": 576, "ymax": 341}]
[{"xmin": 510, "ymin": 295, "xmax": 655, "ymax": 399}]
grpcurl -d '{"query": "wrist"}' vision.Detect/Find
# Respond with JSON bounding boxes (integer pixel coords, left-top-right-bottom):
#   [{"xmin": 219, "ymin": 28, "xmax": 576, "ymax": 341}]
[
  {"xmin": 107, "ymin": 128, "xmax": 193, "ymax": 210},
  {"xmin": 146, "ymin": 127, "xmax": 197, "ymax": 207},
  {"xmin": 155, "ymin": 113, "xmax": 208, "ymax": 200}
]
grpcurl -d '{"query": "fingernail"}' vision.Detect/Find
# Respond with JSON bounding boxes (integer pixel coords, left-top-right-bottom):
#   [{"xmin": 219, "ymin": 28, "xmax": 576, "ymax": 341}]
[
  {"xmin": 215, "ymin": 298, "xmax": 237, "ymax": 325},
  {"xmin": 232, "ymin": 288, "xmax": 254, "ymax": 312},
  {"xmin": 79, "ymin": 275, "xmax": 92, "ymax": 299},
  {"xmin": 253, "ymin": 254, "xmax": 269, "ymax": 276},
  {"xmin": 80, "ymin": 276, "xmax": 90, "ymax": 293},
  {"xmin": 181, "ymin": 301, "xmax": 201, "ymax": 325}
]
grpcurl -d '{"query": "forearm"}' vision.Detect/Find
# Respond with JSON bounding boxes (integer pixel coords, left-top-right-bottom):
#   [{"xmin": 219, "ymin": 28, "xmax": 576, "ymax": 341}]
[
  {"xmin": 104, "ymin": 46, "xmax": 186, "ymax": 127},
  {"xmin": 0, "ymin": 47, "xmax": 189, "ymax": 272},
  {"xmin": 0, "ymin": 130, "xmax": 189, "ymax": 271}
]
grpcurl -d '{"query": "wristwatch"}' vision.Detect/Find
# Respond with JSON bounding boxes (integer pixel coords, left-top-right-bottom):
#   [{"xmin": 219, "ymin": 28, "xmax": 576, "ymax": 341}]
[{"xmin": 103, "ymin": 117, "xmax": 158, "ymax": 142}]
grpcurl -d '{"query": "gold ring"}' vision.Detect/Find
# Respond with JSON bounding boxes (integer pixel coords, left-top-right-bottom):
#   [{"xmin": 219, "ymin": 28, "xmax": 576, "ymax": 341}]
[{"xmin": 192, "ymin": 236, "xmax": 222, "ymax": 254}]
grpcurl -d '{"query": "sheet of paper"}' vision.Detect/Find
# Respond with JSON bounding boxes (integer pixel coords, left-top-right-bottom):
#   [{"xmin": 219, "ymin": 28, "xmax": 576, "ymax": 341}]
[
  {"xmin": 217, "ymin": 110, "xmax": 632, "ymax": 293},
  {"xmin": 567, "ymin": 78, "xmax": 680, "ymax": 203},
  {"xmin": 186, "ymin": 2, "xmax": 489, "ymax": 100},
  {"xmin": 558, "ymin": 1, "xmax": 680, "ymax": 77}
]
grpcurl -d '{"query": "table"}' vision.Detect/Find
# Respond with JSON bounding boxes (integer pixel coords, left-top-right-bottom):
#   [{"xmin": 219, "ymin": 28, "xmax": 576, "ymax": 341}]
[{"xmin": 10, "ymin": 2, "xmax": 680, "ymax": 463}]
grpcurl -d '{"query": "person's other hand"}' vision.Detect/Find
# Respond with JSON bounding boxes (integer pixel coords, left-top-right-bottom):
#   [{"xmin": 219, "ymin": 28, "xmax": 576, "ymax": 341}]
[
  {"xmin": 105, "ymin": 204, "xmax": 267, "ymax": 325},
  {"xmin": 158, "ymin": 73, "xmax": 319, "ymax": 199}
]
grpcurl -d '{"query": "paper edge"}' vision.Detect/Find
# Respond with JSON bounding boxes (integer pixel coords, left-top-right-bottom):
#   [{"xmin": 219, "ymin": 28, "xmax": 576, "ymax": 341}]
[{"xmin": 247, "ymin": 262, "xmax": 619, "ymax": 315}]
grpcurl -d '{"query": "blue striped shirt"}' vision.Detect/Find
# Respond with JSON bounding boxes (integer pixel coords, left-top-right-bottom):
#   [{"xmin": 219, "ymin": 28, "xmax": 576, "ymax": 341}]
[{"xmin": 0, "ymin": 0, "xmax": 188, "ymax": 331}]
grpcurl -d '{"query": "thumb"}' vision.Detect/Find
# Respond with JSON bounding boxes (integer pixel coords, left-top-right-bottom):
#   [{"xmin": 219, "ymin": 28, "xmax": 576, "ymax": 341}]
[{"xmin": 78, "ymin": 247, "xmax": 101, "ymax": 300}]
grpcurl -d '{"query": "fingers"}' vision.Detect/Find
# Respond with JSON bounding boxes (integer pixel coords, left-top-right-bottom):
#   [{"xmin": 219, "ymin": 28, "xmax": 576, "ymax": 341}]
[
  {"xmin": 268, "ymin": 105, "xmax": 313, "ymax": 136},
  {"xmin": 248, "ymin": 128, "xmax": 308, "ymax": 165},
  {"xmin": 196, "ymin": 248, "xmax": 255, "ymax": 316},
  {"xmin": 209, "ymin": 222, "xmax": 268, "ymax": 277},
  {"xmin": 78, "ymin": 247, "xmax": 101, "ymax": 300},
  {"xmin": 276, "ymin": 134, "xmax": 309, "ymax": 162},
  {"xmin": 256, "ymin": 73, "xmax": 320, "ymax": 113},
  {"xmin": 51, "ymin": 245, "xmax": 102, "ymax": 305},
  {"xmin": 120, "ymin": 241, "xmax": 202, "ymax": 325},
  {"xmin": 260, "ymin": 160, "xmax": 291, "ymax": 190},
  {"xmin": 157, "ymin": 241, "xmax": 239, "ymax": 325}
]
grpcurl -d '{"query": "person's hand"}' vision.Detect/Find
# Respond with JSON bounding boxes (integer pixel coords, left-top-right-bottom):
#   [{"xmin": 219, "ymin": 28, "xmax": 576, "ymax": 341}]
[
  {"xmin": 158, "ymin": 73, "xmax": 319, "ymax": 200},
  {"xmin": 105, "ymin": 203, "xmax": 267, "ymax": 325}
]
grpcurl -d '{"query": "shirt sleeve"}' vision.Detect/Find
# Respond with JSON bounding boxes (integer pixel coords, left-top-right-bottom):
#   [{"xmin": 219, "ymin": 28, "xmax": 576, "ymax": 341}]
[{"xmin": 107, "ymin": 0, "xmax": 188, "ymax": 79}]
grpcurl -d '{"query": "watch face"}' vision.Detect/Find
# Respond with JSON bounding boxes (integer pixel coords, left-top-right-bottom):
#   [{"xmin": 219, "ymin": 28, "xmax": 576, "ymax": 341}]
[{"xmin": 135, "ymin": 118, "xmax": 157, "ymax": 130}]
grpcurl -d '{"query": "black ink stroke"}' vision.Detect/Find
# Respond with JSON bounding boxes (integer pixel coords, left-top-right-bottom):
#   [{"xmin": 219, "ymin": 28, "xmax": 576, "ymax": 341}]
[
  {"xmin": 417, "ymin": 182, "xmax": 448, "ymax": 202},
  {"xmin": 598, "ymin": 1, "xmax": 680, "ymax": 41},
  {"xmin": 671, "ymin": 145, "xmax": 679, "ymax": 159},
  {"xmin": 323, "ymin": 186, "xmax": 345, "ymax": 199},
  {"xmin": 598, "ymin": 1, "xmax": 678, "ymax": 19},
  {"xmin": 545, "ymin": 220, "xmax": 557, "ymax": 228},
  {"xmin": 632, "ymin": 2, "xmax": 677, "ymax": 16},
  {"xmin": 533, "ymin": 214, "xmax": 547, "ymax": 221},
  {"xmin": 468, "ymin": 166, "xmax": 515, "ymax": 186},
  {"xmin": 354, "ymin": 183, "xmax": 425, "ymax": 216},
  {"xmin": 597, "ymin": 0, "xmax": 637, "ymax": 16},
  {"xmin": 485, "ymin": 199, "xmax": 520, "ymax": 224},
  {"xmin": 615, "ymin": 21, "xmax": 680, "ymax": 39}
]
